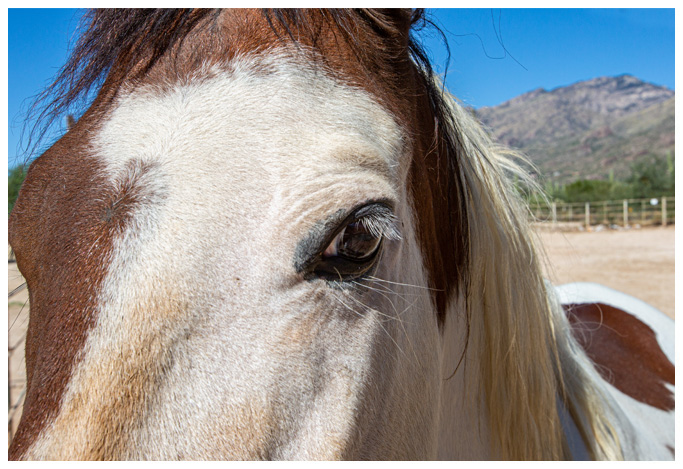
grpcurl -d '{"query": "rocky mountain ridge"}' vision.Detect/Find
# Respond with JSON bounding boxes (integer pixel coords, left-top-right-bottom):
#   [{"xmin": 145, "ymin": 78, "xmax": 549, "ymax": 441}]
[{"xmin": 475, "ymin": 75, "xmax": 674, "ymax": 182}]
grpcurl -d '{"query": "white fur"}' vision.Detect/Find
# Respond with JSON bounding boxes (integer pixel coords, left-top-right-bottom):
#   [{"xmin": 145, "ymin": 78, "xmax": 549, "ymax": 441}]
[{"xmin": 24, "ymin": 51, "xmax": 445, "ymax": 459}]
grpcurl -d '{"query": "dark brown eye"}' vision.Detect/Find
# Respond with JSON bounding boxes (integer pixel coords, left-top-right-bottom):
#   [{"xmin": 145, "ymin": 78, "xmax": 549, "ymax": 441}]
[
  {"xmin": 294, "ymin": 202, "xmax": 400, "ymax": 282},
  {"xmin": 323, "ymin": 220, "xmax": 382, "ymax": 261}
]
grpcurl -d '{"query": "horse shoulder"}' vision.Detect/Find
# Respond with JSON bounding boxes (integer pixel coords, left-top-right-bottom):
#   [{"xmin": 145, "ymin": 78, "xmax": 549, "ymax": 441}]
[{"xmin": 556, "ymin": 282, "xmax": 674, "ymax": 459}]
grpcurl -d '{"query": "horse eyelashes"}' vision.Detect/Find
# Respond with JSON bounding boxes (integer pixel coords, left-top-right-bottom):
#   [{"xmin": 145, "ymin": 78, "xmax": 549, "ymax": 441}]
[
  {"xmin": 294, "ymin": 202, "xmax": 400, "ymax": 282},
  {"xmin": 353, "ymin": 206, "xmax": 402, "ymax": 243}
]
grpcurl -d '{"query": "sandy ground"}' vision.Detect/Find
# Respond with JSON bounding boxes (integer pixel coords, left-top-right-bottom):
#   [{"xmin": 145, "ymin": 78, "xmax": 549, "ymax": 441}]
[
  {"xmin": 535, "ymin": 226, "xmax": 675, "ymax": 319},
  {"xmin": 6, "ymin": 225, "xmax": 675, "ymax": 442}
]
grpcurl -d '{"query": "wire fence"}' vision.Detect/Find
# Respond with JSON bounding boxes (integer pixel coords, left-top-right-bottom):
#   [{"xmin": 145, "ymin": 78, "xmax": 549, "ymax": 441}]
[{"xmin": 529, "ymin": 196, "xmax": 675, "ymax": 229}]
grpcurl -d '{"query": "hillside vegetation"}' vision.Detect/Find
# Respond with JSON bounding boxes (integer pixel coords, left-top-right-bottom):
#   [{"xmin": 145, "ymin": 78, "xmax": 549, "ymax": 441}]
[{"xmin": 475, "ymin": 75, "xmax": 675, "ymax": 188}]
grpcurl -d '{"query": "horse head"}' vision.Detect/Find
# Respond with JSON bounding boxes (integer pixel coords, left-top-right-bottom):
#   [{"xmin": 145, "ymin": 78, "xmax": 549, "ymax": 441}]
[{"xmin": 10, "ymin": 9, "xmax": 669, "ymax": 460}]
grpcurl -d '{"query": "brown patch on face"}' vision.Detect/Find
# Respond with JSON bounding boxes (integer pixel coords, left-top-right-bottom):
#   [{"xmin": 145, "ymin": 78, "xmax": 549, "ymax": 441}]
[
  {"xmin": 8, "ymin": 113, "xmax": 157, "ymax": 458},
  {"xmin": 564, "ymin": 302, "xmax": 675, "ymax": 411},
  {"xmin": 103, "ymin": 159, "xmax": 163, "ymax": 232},
  {"xmin": 8, "ymin": 123, "xmax": 108, "ymax": 458},
  {"xmin": 51, "ymin": 292, "xmax": 189, "ymax": 460}
]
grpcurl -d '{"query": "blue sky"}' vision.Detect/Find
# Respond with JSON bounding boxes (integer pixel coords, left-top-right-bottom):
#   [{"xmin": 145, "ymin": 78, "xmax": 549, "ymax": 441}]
[
  {"xmin": 7, "ymin": 8, "xmax": 676, "ymax": 169},
  {"xmin": 421, "ymin": 8, "xmax": 674, "ymax": 107}
]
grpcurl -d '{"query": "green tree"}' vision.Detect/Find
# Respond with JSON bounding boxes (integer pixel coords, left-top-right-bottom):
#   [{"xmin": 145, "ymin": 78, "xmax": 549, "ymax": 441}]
[
  {"xmin": 607, "ymin": 180, "xmax": 634, "ymax": 201},
  {"xmin": 626, "ymin": 153, "xmax": 674, "ymax": 199},
  {"xmin": 8, "ymin": 165, "xmax": 27, "ymax": 215},
  {"xmin": 563, "ymin": 179, "xmax": 613, "ymax": 203}
]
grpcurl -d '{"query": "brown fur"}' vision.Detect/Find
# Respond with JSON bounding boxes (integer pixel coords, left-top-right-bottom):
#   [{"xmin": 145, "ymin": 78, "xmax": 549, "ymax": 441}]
[
  {"xmin": 565, "ymin": 303, "xmax": 675, "ymax": 411},
  {"xmin": 9, "ymin": 113, "xmax": 114, "ymax": 459}
]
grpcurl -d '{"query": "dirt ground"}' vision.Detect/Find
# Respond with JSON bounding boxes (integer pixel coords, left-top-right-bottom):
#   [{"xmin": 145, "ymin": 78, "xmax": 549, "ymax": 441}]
[
  {"xmin": 5, "ymin": 225, "xmax": 676, "ymax": 441},
  {"xmin": 535, "ymin": 226, "xmax": 675, "ymax": 319}
]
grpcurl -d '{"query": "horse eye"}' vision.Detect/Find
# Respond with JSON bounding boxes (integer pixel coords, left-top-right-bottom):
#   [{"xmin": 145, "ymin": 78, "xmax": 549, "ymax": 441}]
[
  {"xmin": 323, "ymin": 220, "xmax": 382, "ymax": 261},
  {"xmin": 295, "ymin": 202, "xmax": 399, "ymax": 282}
]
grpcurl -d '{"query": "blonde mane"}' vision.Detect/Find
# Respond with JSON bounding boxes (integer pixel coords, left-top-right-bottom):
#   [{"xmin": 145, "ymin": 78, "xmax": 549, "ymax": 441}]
[{"xmin": 441, "ymin": 90, "xmax": 623, "ymax": 460}]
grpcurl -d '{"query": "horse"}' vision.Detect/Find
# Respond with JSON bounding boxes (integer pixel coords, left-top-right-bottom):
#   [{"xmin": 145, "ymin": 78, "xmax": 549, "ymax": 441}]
[{"xmin": 8, "ymin": 9, "xmax": 674, "ymax": 460}]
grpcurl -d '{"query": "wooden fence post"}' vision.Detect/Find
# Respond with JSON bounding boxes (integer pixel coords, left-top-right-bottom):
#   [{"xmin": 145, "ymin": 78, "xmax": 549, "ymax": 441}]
[
  {"xmin": 623, "ymin": 200, "xmax": 628, "ymax": 227},
  {"xmin": 641, "ymin": 199, "xmax": 646, "ymax": 224},
  {"xmin": 551, "ymin": 202, "xmax": 557, "ymax": 226},
  {"xmin": 585, "ymin": 202, "xmax": 590, "ymax": 228},
  {"xmin": 662, "ymin": 197, "xmax": 667, "ymax": 226}
]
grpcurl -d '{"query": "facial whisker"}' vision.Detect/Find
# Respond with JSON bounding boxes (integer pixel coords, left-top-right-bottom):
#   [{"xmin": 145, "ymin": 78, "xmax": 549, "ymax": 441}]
[
  {"xmin": 362, "ymin": 279, "xmax": 425, "ymax": 299},
  {"xmin": 8, "ymin": 295, "xmax": 29, "ymax": 337},
  {"xmin": 332, "ymin": 292, "xmax": 407, "ymax": 359},
  {"xmin": 348, "ymin": 289, "xmax": 425, "ymax": 369},
  {"xmin": 366, "ymin": 275, "xmax": 443, "ymax": 292},
  {"xmin": 346, "ymin": 287, "xmax": 406, "ymax": 323},
  {"xmin": 8, "ymin": 282, "xmax": 27, "ymax": 299},
  {"xmin": 352, "ymin": 281, "xmax": 416, "ymax": 323}
]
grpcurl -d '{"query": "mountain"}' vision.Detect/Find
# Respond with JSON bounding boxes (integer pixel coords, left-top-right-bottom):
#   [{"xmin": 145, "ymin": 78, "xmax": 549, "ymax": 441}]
[{"xmin": 474, "ymin": 75, "xmax": 675, "ymax": 183}]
